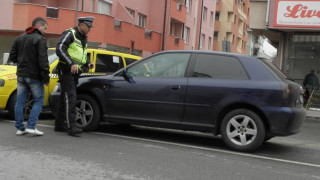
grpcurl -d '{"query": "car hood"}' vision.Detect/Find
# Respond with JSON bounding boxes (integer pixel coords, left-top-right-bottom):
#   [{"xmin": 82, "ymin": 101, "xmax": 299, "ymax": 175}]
[{"xmin": 0, "ymin": 65, "xmax": 17, "ymax": 77}]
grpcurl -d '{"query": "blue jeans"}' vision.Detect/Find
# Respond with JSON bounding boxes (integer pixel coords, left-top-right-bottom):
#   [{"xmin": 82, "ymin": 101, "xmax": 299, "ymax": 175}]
[{"xmin": 15, "ymin": 76, "xmax": 44, "ymax": 130}]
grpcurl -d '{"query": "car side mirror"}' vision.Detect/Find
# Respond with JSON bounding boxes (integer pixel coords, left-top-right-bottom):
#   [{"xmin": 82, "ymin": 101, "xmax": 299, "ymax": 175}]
[{"xmin": 122, "ymin": 68, "xmax": 135, "ymax": 84}]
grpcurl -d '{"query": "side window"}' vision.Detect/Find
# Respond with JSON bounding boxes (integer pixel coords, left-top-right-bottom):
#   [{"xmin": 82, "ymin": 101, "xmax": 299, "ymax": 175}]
[
  {"xmin": 95, "ymin": 54, "xmax": 124, "ymax": 73},
  {"xmin": 127, "ymin": 53, "xmax": 190, "ymax": 78},
  {"xmin": 125, "ymin": 58, "xmax": 138, "ymax": 66},
  {"xmin": 193, "ymin": 54, "xmax": 248, "ymax": 79}
]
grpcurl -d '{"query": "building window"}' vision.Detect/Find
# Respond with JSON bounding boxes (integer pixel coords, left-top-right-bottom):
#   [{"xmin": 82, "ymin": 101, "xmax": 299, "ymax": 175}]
[
  {"xmin": 98, "ymin": 0, "xmax": 112, "ymax": 15},
  {"xmin": 46, "ymin": 7, "xmax": 58, "ymax": 18},
  {"xmin": 214, "ymin": 32, "xmax": 218, "ymax": 41},
  {"xmin": 210, "ymin": 11, "xmax": 214, "ymax": 26},
  {"xmin": 234, "ymin": 15, "xmax": 237, "ymax": 24},
  {"xmin": 137, "ymin": 13, "xmax": 146, "ymax": 28},
  {"xmin": 184, "ymin": 26, "xmax": 190, "ymax": 44},
  {"xmin": 202, "ymin": 7, "xmax": 207, "ymax": 22},
  {"xmin": 215, "ymin": 11, "xmax": 220, "ymax": 21},
  {"xmin": 126, "ymin": 7, "xmax": 135, "ymax": 18},
  {"xmin": 200, "ymin": 34, "xmax": 205, "ymax": 49},
  {"xmin": 208, "ymin": 37, "xmax": 212, "ymax": 50},
  {"xmin": 186, "ymin": 0, "xmax": 192, "ymax": 13}
]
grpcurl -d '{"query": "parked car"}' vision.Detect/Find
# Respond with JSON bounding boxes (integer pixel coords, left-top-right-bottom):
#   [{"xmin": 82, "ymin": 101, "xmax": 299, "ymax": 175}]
[
  {"xmin": 0, "ymin": 48, "xmax": 141, "ymax": 119},
  {"xmin": 49, "ymin": 50, "xmax": 306, "ymax": 151}
]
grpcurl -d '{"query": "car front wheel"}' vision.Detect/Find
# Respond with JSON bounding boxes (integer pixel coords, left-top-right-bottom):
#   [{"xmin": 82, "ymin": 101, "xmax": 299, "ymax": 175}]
[
  {"xmin": 75, "ymin": 94, "xmax": 101, "ymax": 131},
  {"xmin": 220, "ymin": 109, "xmax": 266, "ymax": 152}
]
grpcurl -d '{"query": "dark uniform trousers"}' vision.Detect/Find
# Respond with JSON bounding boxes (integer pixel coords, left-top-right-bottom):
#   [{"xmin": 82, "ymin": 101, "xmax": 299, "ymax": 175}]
[{"xmin": 56, "ymin": 68, "xmax": 80, "ymax": 129}]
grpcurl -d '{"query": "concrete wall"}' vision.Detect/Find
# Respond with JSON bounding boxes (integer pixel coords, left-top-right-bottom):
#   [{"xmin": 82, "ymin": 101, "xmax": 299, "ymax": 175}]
[
  {"xmin": 0, "ymin": 0, "xmax": 15, "ymax": 29},
  {"xmin": 249, "ymin": 1, "xmax": 267, "ymax": 29},
  {"xmin": 200, "ymin": 0, "xmax": 216, "ymax": 51}
]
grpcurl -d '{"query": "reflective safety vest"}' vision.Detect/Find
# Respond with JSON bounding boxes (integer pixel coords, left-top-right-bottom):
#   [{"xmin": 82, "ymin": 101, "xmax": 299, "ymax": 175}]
[{"xmin": 66, "ymin": 28, "xmax": 87, "ymax": 70}]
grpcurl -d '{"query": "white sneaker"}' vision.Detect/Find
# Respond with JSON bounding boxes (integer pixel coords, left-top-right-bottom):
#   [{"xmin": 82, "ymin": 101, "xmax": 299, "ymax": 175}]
[
  {"xmin": 25, "ymin": 128, "xmax": 44, "ymax": 136},
  {"xmin": 16, "ymin": 129, "xmax": 27, "ymax": 136}
]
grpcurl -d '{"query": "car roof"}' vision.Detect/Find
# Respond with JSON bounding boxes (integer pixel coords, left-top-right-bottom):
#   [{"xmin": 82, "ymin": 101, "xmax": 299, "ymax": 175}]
[
  {"xmin": 156, "ymin": 50, "xmax": 253, "ymax": 57},
  {"xmin": 48, "ymin": 48, "xmax": 141, "ymax": 59}
]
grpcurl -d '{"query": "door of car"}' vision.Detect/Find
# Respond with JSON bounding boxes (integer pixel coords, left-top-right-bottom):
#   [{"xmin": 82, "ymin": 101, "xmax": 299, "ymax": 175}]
[
  {"xmin": 106, "ymin": 52, "xmax": 191, "ymax": 123},
  {"xmin": 184, "ymin": 53, "xmax": 249, "ymax": 125}
]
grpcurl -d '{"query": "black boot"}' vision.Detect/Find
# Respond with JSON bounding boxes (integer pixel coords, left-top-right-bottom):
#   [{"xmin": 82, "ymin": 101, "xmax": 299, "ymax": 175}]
[
  {"xmin": 68, "ymin": 127, "xmax": 82, "ymax": 136},
  {"xmin": 54, "ymin": 126, "xmax": 68, "ymax": 132}
]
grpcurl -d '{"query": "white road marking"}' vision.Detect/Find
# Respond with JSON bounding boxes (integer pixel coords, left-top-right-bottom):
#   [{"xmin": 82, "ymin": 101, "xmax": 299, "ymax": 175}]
[
  {"xmin": 4, "ymin": 120, "xmax": 320, "ymax": 168},
  {"xmin": 90, "ymin": 131, "xmax": 320, "ymax": 168}
]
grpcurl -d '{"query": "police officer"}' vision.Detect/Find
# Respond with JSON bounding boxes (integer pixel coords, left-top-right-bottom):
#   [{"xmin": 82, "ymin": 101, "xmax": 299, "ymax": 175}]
[{"xmin": 55, "ymin": 17, "xmax": 95, "ymax": 136}]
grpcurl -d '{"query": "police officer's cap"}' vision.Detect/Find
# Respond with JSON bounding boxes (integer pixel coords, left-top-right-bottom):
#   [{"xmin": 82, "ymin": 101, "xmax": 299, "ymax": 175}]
[{"xmin": 78, "ymin": 17, "xmax": 95, "ymax": 27}]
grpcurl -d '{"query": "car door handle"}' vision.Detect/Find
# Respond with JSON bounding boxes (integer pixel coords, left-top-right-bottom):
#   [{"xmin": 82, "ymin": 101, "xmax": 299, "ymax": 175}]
[{"xmin": 171, "ymin": 85, "xmax": 181, "ymax": 90}]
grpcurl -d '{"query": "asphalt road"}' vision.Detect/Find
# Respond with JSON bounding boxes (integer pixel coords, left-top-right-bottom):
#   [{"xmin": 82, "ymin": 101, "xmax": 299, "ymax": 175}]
[{"xmin": 0, "ymin": 110, "xmax": 319, "ymax": 180}]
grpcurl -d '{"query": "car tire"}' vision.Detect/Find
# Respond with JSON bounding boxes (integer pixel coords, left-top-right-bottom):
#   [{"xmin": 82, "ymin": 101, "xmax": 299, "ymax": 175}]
[
  {"xmin": 7, "ymin": 92, "xmax": 16, "ymax": 120},
  {"xmin": 76, "ymin": 94, "xmax": 101, "ymax": 131},
  {"xmin": 7, "ymin": 92, "xmax": 32, "ymax": 120},
  {"xmin": 220, "ymin": 109, "xmax": 266, "ymax": 152}
]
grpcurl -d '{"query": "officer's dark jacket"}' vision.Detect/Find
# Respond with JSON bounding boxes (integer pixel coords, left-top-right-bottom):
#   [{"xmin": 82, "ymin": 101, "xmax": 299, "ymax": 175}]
[
  {"xmin": 8, "ymin": 26, "xmax": 50, "ymax": 84},
  {"xmin": 56, "ymin": 26, "xmax": 90, "ymax": 72}
]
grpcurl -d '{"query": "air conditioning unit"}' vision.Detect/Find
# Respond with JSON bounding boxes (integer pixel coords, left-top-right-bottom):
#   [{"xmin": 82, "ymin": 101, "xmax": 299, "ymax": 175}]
[{"xmin": 175, "ymin": 37, "xmax": 179, "ymax": 44}]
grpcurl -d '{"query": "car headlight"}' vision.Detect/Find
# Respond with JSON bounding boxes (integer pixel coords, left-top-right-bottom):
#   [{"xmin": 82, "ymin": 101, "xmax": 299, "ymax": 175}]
[
  {"xmin": 0, "ymin": 79, "xmax": 4, "ymax": 87},
  {"xmin": 52, "ymin": 83, "xmax": 61, "ymax": 93}
]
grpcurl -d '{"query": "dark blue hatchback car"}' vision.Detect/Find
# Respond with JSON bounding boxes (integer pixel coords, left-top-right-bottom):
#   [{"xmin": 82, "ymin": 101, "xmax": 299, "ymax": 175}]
[{"xmin": 50, "ymin": 50, "xmax": 306, "ymax": 151}]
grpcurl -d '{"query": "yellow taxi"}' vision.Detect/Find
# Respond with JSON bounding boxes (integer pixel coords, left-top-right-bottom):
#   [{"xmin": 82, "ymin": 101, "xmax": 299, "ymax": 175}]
[{"xmin": 0, "ymin": 48, "xmax": 141, "ymax": 119}]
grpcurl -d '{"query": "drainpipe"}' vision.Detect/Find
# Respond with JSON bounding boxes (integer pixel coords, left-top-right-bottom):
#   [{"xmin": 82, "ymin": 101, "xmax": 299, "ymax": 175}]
[
  {"xmin": 198, "ymin": 0, "xmax": 204, "ymax": 50},
  {"xmin": 265, "ymin": 0, "xmax": 270, "ymax": 29},
  {"xmin": 76, "ymin": 0, "xmax": 79, "ymax": 26},
  {"xmin": 162, "ymin": 0, "xmax": 168, "ymax": 51}
]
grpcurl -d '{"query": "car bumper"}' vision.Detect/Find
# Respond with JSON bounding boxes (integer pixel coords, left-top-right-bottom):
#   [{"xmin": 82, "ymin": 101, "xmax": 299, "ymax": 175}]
[{"xmin": 263, "ymin": 106, "xmax": 306, "ymax": 136}]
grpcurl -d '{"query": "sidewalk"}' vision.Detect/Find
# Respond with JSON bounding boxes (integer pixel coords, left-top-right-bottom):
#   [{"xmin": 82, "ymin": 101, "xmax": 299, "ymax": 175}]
[{"xmin": 306, "ymin": 109, "xmax": 320, "ymax": 119}]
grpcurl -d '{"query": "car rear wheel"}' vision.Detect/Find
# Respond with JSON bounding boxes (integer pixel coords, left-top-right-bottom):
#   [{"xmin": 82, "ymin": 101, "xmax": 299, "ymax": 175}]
[
  {"xmin": 220, "ymin": 109, "xmax": 266, "ymax": 152},
  {"xmin": 76, "ymin": 94, "xmax": 101, "ymax": 131}
]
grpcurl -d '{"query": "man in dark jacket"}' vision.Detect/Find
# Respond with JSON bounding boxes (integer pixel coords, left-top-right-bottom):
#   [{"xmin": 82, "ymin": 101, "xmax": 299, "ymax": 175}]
[
  {"xmin": 8, "ymin": 17, "xmax": 50, "ymax": 136},
  {"xmin": 303, "ymin": 70, "xmax": 319, "ymax": 90},
  {"xmin": 55, "ymin": 17, "xmax": 94, "ymax": 136}
]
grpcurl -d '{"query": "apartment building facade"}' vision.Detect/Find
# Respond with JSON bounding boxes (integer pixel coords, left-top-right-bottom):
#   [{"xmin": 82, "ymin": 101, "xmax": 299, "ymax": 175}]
[
  {"xmin": 213, "ymin": 0, "xmax": 250, "ymax": 54},
  {"xmin": 0, "ymin": 0, "xmax": 216, "ymax": 63}
]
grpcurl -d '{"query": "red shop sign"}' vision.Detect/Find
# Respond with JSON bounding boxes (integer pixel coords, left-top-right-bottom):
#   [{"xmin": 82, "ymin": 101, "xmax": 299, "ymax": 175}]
[{"xmin": 274, "ymin": 0, "xmax": 320, "ymax": 28}]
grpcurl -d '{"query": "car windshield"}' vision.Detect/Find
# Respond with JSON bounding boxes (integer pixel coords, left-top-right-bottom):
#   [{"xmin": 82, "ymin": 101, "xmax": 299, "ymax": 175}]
[
  {"xmin": 259, "ymin": 58, "xmax": 287, "ymax": 81},
  {"xmin": 48, "ymin": 49, "xmax": 58, "ymax": 65}
]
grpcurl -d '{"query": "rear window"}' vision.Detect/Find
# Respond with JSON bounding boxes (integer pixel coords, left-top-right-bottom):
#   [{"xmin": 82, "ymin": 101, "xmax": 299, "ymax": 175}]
[{"xmin": 259, "ymin": 58, "xmax": 287, "ymax": 81}]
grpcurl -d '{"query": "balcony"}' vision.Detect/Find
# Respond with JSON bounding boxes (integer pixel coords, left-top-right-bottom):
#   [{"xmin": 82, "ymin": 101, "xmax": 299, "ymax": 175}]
[
  {"xmin": 11, "ymin": 3, "xmax": 162, "ymax": 53},
  {"xmin": 214, "ymin": 21, "xmax": 220, "ymax": 32},
  {"xmin": 238, "ymin": 7, "xmax": 247, "ymax": 22},
  {"xmin": 170, "ymin": 0, "xmax": 187, "ymax": 23},
  {"xmin": 167, "ymin": 35, "xmax": 184, "ymax": 50},
  {"xmin": 238, "ymin": 28, "xmax": 243, "ymax": 38}
]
